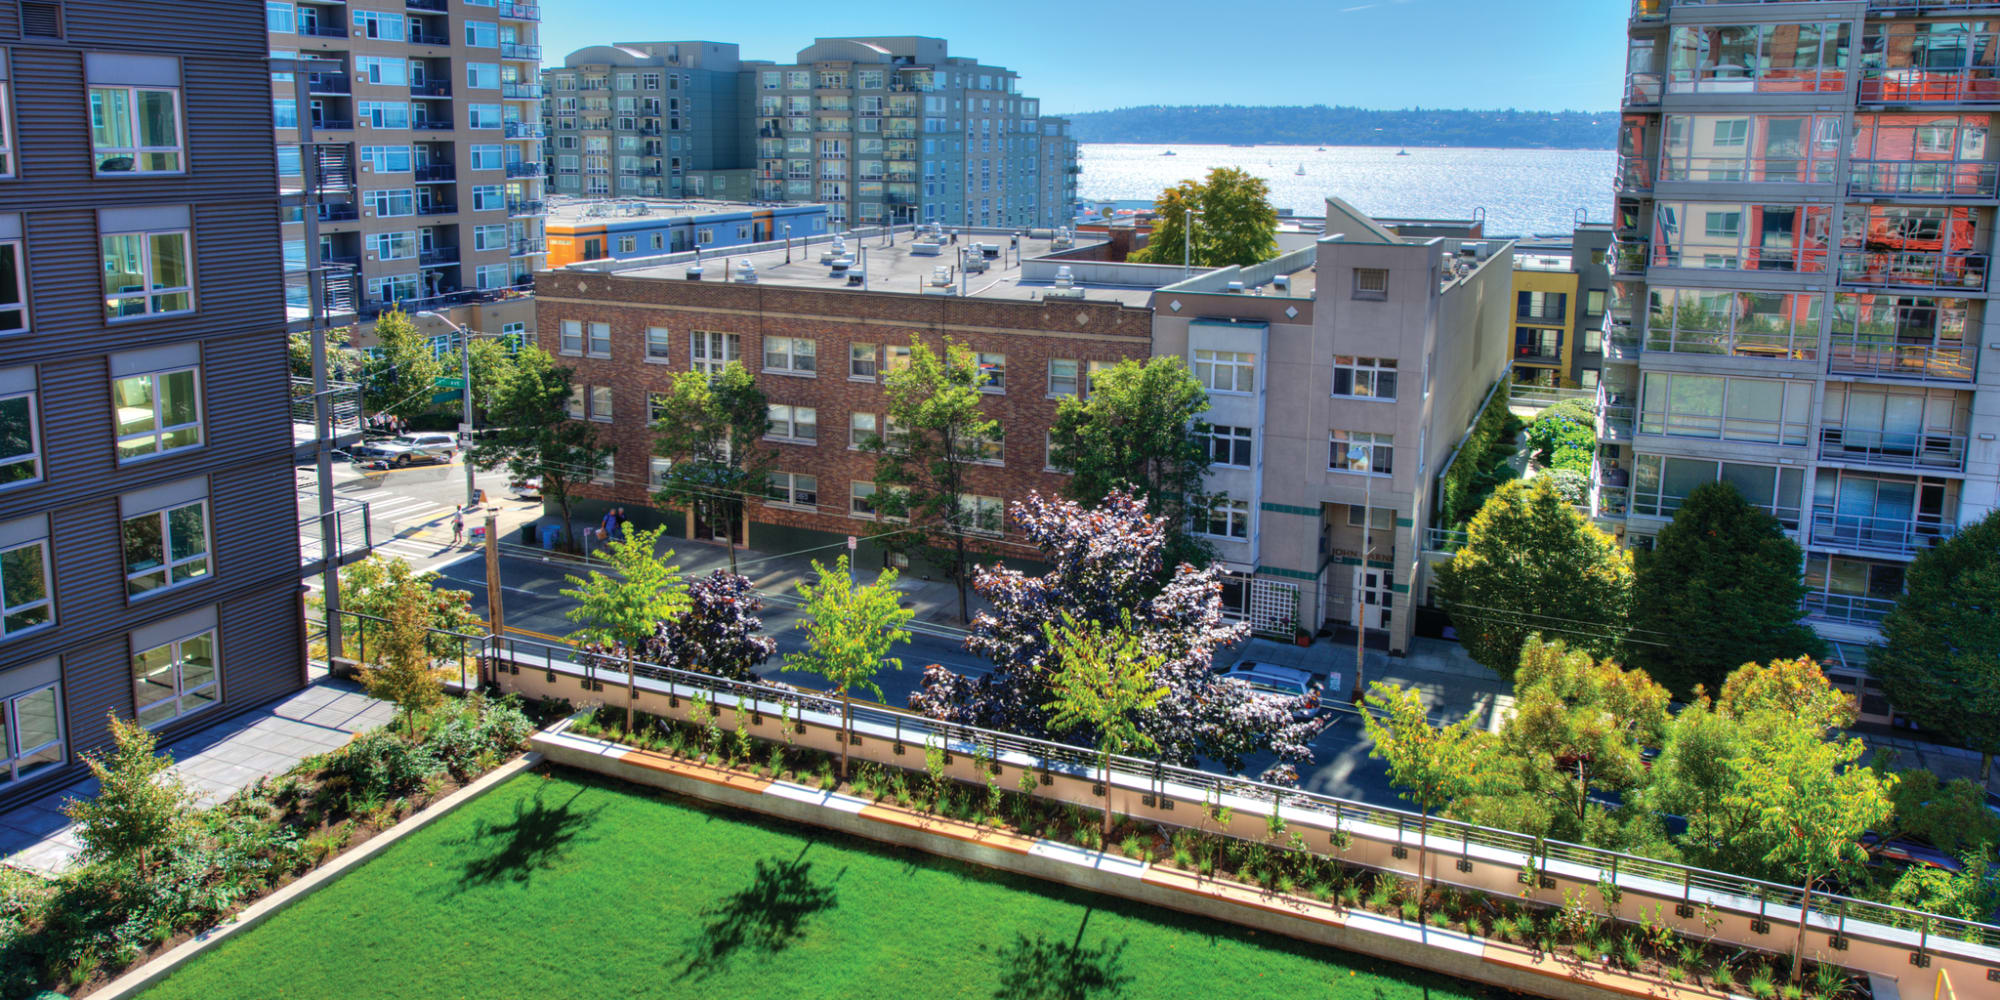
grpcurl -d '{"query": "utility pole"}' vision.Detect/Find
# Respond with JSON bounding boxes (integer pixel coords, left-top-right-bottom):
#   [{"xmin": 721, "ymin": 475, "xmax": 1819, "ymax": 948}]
[
  {"xmin": 415, "ymin": 310, "xmax": 478, "ymax": 509},
  {"xmin": 484, "ymin": 509, "xmax": 503, "ymax": 684},
  {"xmin": 1348, "ymin": 442, "xmax": 1372, "ymax": 706},
  {"xmin": 290, "ymin": 54, "xmax": 345, "ymax": 666}
]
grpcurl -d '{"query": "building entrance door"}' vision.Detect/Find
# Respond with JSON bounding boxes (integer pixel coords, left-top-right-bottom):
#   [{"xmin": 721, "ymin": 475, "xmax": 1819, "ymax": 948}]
[
  {"xmin": 692, "ymin": 504, "xmax": 743, "ymax": 546},
  {"xmin": 1352, "ymin": 567, "xmax": 1393, "ymax": 631}
]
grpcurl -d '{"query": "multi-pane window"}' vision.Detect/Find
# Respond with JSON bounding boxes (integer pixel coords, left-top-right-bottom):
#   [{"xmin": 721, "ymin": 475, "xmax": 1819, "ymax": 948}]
[
  {"xmin": 354, "ymin": 9, "xmax": 404, "ymax": 40},
  {"xmin": 1639, "ymin": 372, "xmax": 1812, "ymax": 446},
  {"xmin": 366, "ymin": 188, "xmax": 416, "ymax": 216},
  {"xmin": 366, "ymin": 231, "xmax": 416, "ymax": 261},
  {"xmin": 1331, "ymin": 357, "xmax": 1398, "ymax": 400},
  {"xmin": 849, "ymin": 343, "xmax": 878, "ymax": 380},
  {"xmin": 0, "ymin": 384, "xmax": 37, "ymax": 488},
  {"xmin": 463, "ymin": 21, "xmax": 498, "ymax": 47},
  {"xmin": 132, "ymin": 630, "xmax": 218, "ymax": 727},
  {"xmin": 1647, "ymin": 288, "xmax": 1822, "ymax": 360},
  {"xmin": 355, "ymin": 56, "xmax": 407, "ymax": 86},
  {"xmin": 692, "ymin": 331, "xmax": 740, "ymax": 375},
  {"xmin": 0, "ymin": 680, "xmax": 61, "ymax": 785},
  {"xmin": 466, "ymin": 63, "xmax": 500, "ymax": 90},
  {"xmin": 957, "ymin": 494, "xmax": 1004, "ymax": 536},
  {"xmin": 1208, "ymin": 425, "xmax": 1253, "ymax": 468},
  {"xmin": 588, "ymin": 386, "xmax": 612, "ymax": 422},
  {"xmin": 959, "ymin": 424, "xmax": 1003, "ymax": 464},
  {"xmin": 1047, "ymin": 359, "xmax": 1079, "ymax": 397},
  {"xmin": 587, "ymin": 321, "xmax": 610, "ymax": 357},
  {"xmin": 648, "ymin": 392, "xmax": 672, "ymax": 425},
  {"xmin": 1192, "ymin": 349, "xmax": 1255, "ymax": 394},
  {"xmin": 0, "ymin": 239, "xmax": 25, "ymax": 334},
  {"xmin": 646, "ymin": 326, "xmax": 671, "ymax": 360},
  {"xmin": 359, "ymin": 101, "xmax": 411, "ymax": 129},
  {"xmin": 886, "ymin": 344, "xmax": 912, "ymax": 373},
  {"xmin": 566, "ymin": 387, "xmax": 584, "ymax": 419},
  {"xmin": 1659, "ymin": 114, "xmax": 1843, "ymax": 185},
  {"xmin": 0, "ymin": 530, "xmax": 50, "ymax": 637},
  {"xmin": 468, "ymin": 104, "xmax": 502, "ymax": 129},
  {"xmin": 1353, "ymin": 268, "xmax": 1388, "ymax": 300},
  {"xmin": 974, "ymin": 352, "xmax": 1006, "ymax": 391},
  {"xmin": 113, "ymin": 367, "xmax": 201, "ymax": 460},
  {"xmin": 849, "ymin": 412, "xmax": 879, "ymax": 450},
  {"xmin": 1631, "ymin": 454, "xmax": 1804, "ymax": 527},
  {"xmin": 102, "ymin": 229, "xmax": 192, "ymax": 318},
  {"xmin": 472, "ymin": 224, "xmax": 507, "ymax": 253},
  {"xmin": 559, "ymin": 319, "xmax": 583, "ymax": 354},
  {"xmin": 360, "ymin": 145, "xmax": 412, "ymax": 172},
  {"xmin": 470, "ymin": 186, "xmax": 504, "ymax": 211},
  {"xmin": 1650, "ymin": 201, "xmax": 1833, "ymax": 272},
  {"xmin": 1666, "ymin": 23, "xmax": 1852, "ymax": 95},
  {"xmin": 849, "ymin": 481, "xmax": 878, "ymax": 518},
  {"xmin": 766, "ymin": 472, "xmax": 818, "ymax": 508},
  {"xmin": 764, "ymin": 336, "xmax": 817, "ymax": 374},
  {"xmin": 90, "ymin": 86, "xmax": 181, "ymax": 174},
  {"xmin": 469, "ymin": 145, "xmax": 503, "ymax": 171},
  {"xmin": 766, "ymin": 404, "xmax": 817, "ymax": 442},
  {"xmin": 121, "ymin": 500, "xmax": 209, "ymax": 597},
  {"xmin": 649, "ymin": 457, "xmax": 672, "ymax": 489},
  {"xmin": 1329, "ymin": 430, "xmax": 1393, "ymax": 476},
  {"xmin": 1203, "ymin": 497, "xmax": 1251, "ymax": 539}
]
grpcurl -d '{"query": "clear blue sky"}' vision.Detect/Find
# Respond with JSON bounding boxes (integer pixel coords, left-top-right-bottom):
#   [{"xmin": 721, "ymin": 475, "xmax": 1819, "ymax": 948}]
[{"xmin": 538, "ymin": 0, "xmax": 1628, "ymax": 114}]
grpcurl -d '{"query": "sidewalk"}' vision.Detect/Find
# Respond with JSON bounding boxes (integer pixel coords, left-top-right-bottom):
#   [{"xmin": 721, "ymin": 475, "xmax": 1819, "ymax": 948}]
[{"xmin": 0, "ymin": 677, "xmax": 392, "ymax": 875}]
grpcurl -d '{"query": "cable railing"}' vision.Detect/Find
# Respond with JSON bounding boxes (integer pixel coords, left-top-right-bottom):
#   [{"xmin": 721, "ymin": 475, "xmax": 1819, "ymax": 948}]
[
  {"xmin": 1809, "ymin": 510, "xmax": 1956, "ymax": 558},
  {"xmin": 481, "ymin": 625, "xmax": 2000, "ymax": 982}
]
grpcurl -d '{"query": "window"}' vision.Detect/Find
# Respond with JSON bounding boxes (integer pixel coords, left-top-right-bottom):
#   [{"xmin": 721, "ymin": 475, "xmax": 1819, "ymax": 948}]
[
  {"xmin": 958, "ymin": 494, "xmax": 1004, "ymax": 536},
  {"xmin": 1332, "ymin": 357, "xmax": 1398, "ymax": 400},
  {"xmin": 1047, "ymin": 359, "xmax": 1078, "ymax": 397},
  {"xmin": 766, "ymin": 472, "xmax": 818, "ymax": 508},
  {"xmin": 0, "ymin": 237, "xmax": 26, "ymax": 334},
  {"xmin": 366, "ymin": 231, "xmax": 416, "ymax": 261},
  {"xmin": 266, "ymin": 1, "xmax": 294, "ymax": 32},
  {"xmin": 1192, "ymin": 349, "xmax": 1255, "ymax": 394},
  {"xmin": 764, "ymin": 336, "xmax": 817, "ymax": 374},
  {"xmin": 960, "ymin": 424, "xmax": 1003, "ymax": 465},
  {"xmin": 1353, "ymin": 268, "xmax": 1388, "ymax": 300},
  {"xmin": 355, "ymin": 56, "xmax": 407, "ymax": 87},
  {"xmin": 0, "ymin": 673, "xmax": 61, "ymax": 785},
  {"xmin": 463, "ymin": 21, "xmax": 498, "ymax": 47},
  {"xmin": 470, "ymin": 186, "xmax": 504, "ymax": 211},
  {"xmin": 976, "ymin": 352, "xmax": 1006, "ymax": 391},
  {"xmin": 849, "ymin": 411, "xmax": 878, "ymax": 450},
  {"xmin": 1346, "ymin": 505, "xmax": 1397, "ymax": 528},
  {"xmin": 588, "ymin": 386, "xmax": 612, "ymax": 422},
  {"xmin": 1638, "ymin": 372, "xmax": 1812, "ymax": 445},
  {"xmin": 767, "ymin": 404, "xmax": 817, "ymax": 442},
  {"xmin": 366, "ymin": 188, "xmax": 416, "ymax": 217},
  {"xmin": 121, "ymin": 493, "xmax": 208, "ymax": 597},
  {"xmin": 360, "ymin": 145, "xmax": 412, "ymax": 172},
  {"xmin": 466, "ymin": 63, "xmax": 500, "ymax": 89},
  {"xmin": 587, "ymin": 321, "xmax": 610, "ymax": 357},
  {"xmin": 1631, "ymin": 454, "xmax": 1804, "ymax": 527},
  {"xmin": 592, "ymin": 454, "xmax": 615, "ymax": 486},
  {"xmin": 1586, "ymin": 290, "xmax": 1606, "ymax": 315},
  {"xmin": 646, "ymin": 326, "xmax": 671, "ymax": 361},
  {"xmin": 113, "ymin": 366, "xmax": 201, "ymax": 459},
  {"xmin": 1329, "ymin": 430, "xmax": 1393, "ymax": 476},
  {"xmin": 692, "ymin": 331, "xmax": 739, "ymax": 375},
  {"xmin": 1208, "ymin": 425, "xmax": 1253, "ymax": 467},
  {"xmin": 849, "ymin": 342, "xmax": 878, "ymax": 380},
  {"xmin": 850, "ymin": 481, "xmax": 878, "ymax": 518},
  {"xmin": 475, "ymin": 264, "xmax": 508, "ymax": 290},
  {"xmin": 647, "ymin": 392, "xmax": 673, "ymax": 425},
  {"xmin": 0, "ymin": 518, "xmax": 51, "ymax": 636},
  {"xmin": 616, "ymin": 236, "xmax": 634, "ymax": 255},
  {"xmin": 132, "ymin": 629, "xmax": 218, "ymax": 727},
  {"xmin": 0, "ymin": 375, "xmax": 37, "ymax": 488},
  {"xmin": 358, "ymin": 101, "xmax": 410, "ymax": 130},
  {"xmin": 90, "ymin": 85, "xmax": 181, "ymax": 174},
  {"xmin": 469, "ymin": 144, "xmax": 502, "ymax": 171},
  {"xmin": 886, "ymin": 344, "xmax": 912, "ymax": 373},
  {"xmin": 468, "ymin": 104, "xmax": 502, "ymax": 129},
  {"xmin": 566, "ymin": 387, "xmax": 584, "ymax": 419},
  {"xmin": 559, "ymin": 319, "xmax": 583, "ymax": 354},
  {"xmin": 472, "ymin": 224, "xmax": 506, "ymax": 253},
  {"xmin": 649, "ymin": 457, "xmax": 672, "ymax": 489},
  {"xmin": 355, "ymin": 9, "xmax": 404, "ymax": 40},
  {"xmin": 1203, "ymin": 497, "xmax": 1251, "ymax": 539},
  {"xmin": 101, "ymin": 228, "xmax": 191, "ymax": 319}
]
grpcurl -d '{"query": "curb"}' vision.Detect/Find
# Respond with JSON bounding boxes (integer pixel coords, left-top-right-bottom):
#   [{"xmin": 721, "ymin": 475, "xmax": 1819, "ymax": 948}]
[{"xmin": 88, "ymin": 751, "xmax": 542, "ymax": 1000}]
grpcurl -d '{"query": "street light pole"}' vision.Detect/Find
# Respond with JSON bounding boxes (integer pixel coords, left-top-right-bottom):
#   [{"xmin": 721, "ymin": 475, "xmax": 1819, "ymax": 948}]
[
  {"xmin": 1347, "ymin": 442, "xmax": 1372, "ymax": 705},
  {"xmin": 416, "ymin": 310, "xmax": 478, "ymax": 509}
]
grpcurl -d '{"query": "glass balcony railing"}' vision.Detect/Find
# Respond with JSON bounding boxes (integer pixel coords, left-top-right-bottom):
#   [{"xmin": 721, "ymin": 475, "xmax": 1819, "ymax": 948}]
[
  {"xmin": 1600, "ymin": 326, "xmax": 1642, "ymax": 363},
  {"xmin": 1610, "ymin": 239, "xmax": 1649, "ymax": 276},
  {"xmin": 1596, "ymin": 385, "xmax": 1637, "ymax": 443},
  {"xmin": 1826, "ymin": 335, "xmax": 1975, "ymax": 381},
  {"xmin": 1818, "ymin": 427, "xmax": 1968, "ymax": 471},
  {"xmin": 1859, "ymin": 68, "xmax": 2000, "ymax": 105},
  {"xmin": 1803, "ymin": 592, "xmax": 1896, "ymax": 628},
  {"xmin": 1624, "ymin": 73, "xmax": 1663, "ymax": 107},
  {"xmin": 1837, "ymin": 251, "xmax": 1988, "ymax": 292},
  {"xmin": 1810, "ymin": 510, "xmax": 1955, "ymax": 558},
  {"xmin": 1848, "ymin": 161, "xmax": 2000, "ymax": 200},
  {"xmin": 1423, "ymin": 528, "xmax": 1468, "ymax": 554},
  {"xmin": 1615, "ymin": 154, "xmax": 1653, "ymax": 193}
]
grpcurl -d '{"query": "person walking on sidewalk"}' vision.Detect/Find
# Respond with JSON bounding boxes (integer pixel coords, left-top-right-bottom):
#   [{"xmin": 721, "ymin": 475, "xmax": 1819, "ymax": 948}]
[{"xmin": 452, "ymin": 509, "xmax": 465, "ymax": 546}]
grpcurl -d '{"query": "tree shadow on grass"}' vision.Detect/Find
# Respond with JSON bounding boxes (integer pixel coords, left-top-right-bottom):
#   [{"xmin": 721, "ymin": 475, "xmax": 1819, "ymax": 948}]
[
  {"xmin": 452, "ymin": 785, "xmax": 601, "ymax": 891},
  {"xmin": 990, "ymin": 908, "xmax": 1134, "ymax": 1000},
  {"xmin": 675, "ymin": 847, "xmax": 843, "ymax": 982}
]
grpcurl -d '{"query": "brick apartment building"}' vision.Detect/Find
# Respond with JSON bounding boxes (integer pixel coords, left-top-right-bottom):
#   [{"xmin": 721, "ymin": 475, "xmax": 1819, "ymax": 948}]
[{"xmin": 534, "ymin": 230, "xmax": 1163, "ymax": 563}]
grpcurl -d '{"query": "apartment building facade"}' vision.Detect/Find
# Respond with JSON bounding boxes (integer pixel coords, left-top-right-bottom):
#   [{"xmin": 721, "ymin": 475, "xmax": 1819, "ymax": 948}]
[
  {"xmin": 1607, "ymin": 0, "xmax": 2000, "ymax": 720},
  {"xmin": 543, "ymin": 36, "xmax": 1079, "ymax": 233},
  {"xmin": 1509, "ymin": 223, "xmax": 1614, "ymax": 388},
  {"xmin": 1152, "ymin": 200, "xmax": 1514, "ymax": 652},
  {"xmin": 542, "ymin": 197, "xmax": 829, "ymax": 268},
  {"xmin": 0, "ymin": 1, "xmax": 306, "ymax": 806},
  {"xmin": 268, "ymin": 0, "xmax": 546, "ymax": 343}
]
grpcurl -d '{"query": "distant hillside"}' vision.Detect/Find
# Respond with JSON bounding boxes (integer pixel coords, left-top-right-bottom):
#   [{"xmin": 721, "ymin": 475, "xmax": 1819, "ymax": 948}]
[{"xmin": 1066, "ymin": 105, "xmax": 1617, "ymax": 150}]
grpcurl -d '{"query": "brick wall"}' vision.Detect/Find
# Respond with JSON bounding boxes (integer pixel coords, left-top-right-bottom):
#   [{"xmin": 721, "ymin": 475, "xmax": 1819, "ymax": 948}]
[{"xmin": 534, "ymin": 270, "xmax": 1154, "ymax": 556}]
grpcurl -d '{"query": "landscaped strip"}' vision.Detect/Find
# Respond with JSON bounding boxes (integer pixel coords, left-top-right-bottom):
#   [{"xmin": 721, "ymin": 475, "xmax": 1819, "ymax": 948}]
[{"xmin": 136, "ymin": 767, "xmax": 1493, "ymax": 1000}]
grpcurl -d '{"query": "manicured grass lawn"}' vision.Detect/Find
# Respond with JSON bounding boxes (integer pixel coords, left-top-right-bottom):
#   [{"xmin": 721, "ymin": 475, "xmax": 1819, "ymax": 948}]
[{"xmin": 143, "ymin": 767, "xmax": 1492, "ymax": 999}]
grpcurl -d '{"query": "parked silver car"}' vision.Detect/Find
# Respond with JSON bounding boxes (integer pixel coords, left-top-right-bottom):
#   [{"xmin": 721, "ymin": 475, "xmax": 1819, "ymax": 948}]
[{"xmin": 351, "ymin": 432, "xmax": 458, "ymax": 468}]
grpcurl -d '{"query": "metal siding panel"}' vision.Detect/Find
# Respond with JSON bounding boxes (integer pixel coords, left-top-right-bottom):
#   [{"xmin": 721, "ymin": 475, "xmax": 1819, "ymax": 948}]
[{"xmin": 217, "ymin": 588, "xmax": 305, "ymax": 710}]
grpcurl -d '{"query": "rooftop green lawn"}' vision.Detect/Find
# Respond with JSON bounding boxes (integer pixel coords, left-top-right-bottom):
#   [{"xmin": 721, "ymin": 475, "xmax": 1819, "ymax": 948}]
[{"xmin": 142, "ymin": 767, "xmax": 1492, "ymax": 999}]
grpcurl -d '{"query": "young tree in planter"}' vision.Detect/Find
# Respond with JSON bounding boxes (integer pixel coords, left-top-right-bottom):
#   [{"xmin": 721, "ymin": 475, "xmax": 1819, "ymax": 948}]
[
  {"xmin": 320, "ymin": 555, "xmax": 482, "ymax": 667},
  {"xmin": 1360, "ymin": 682, "xmax": 1490, "ymax": 910},
  {"xmin": 561, "ymin": 525, "xmax": 690, "ymax": 731},
  {"xmin": 910, "ymin": 490, "xmax": 1318, "ymax": 775},
  {"xmin": 1436, "ymin": 477, "xmax": 1632, "ymax": 679},
  {"xmin": 650, "ymin": 362, "xmax": 773, "ymax": 574},
  {"xmin": 1047, "ymin": 355, "xmax": 1214, "ymax": 569},
  {"xmin": 783, "ymin": 555, "xmax": 914, "ymax": 780},
  {"xmin": 63, "ymin": 714, "xmax": 192, "ymax": 875},
  {"xmin": 1042, "ymin": 611, "xmax": 1169, "ymax": 837},
  {"xmin": 366, "ymin": 595, "xmax": 451, "ymax": 735},
  {"xmin": 1629, "ymin": 482, "xmax": 1823, "ymax": 698},
  {"xmin": 1870, "ymin": 512, "xmax": 2000, "ymax": 781},
  {"xmin": 468, "ymin": 345, "xmax": 611, "ymax": 551},
  {"xmin": 870, "ymin": 336, "xmax": 998, "ymax": 623},
  {"xmin": 615, "ymin": 570, "xmax": 778, "ymax": 681},
  {"xmin": 360, "ymin": 308, "xmax": 445, "ymax": 424}
]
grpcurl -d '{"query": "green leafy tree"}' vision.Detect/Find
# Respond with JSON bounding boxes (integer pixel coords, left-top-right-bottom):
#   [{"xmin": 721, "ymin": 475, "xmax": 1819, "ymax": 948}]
[
  {"xmin": 1885, "ymin": 845, "xmax": 2000, "ymax": 924},
  {"xmin": 288, "ymin": 327, "xmax": 363, "ymax": 381},
  {"xmin": 1871, "ymin": 512, "xmax": 2000, "ymax": 781},
  {"xmin": 1041, "ymin": 611, "xmax": 1169, "ymax": 836},
  {"xmin": 1048, "ymin": 356, "xmax": 1214, "ymax": 569},
  {"xmin": 562, "ymin": 525, "xmax": 690, "ymax": 730},
  {"xmin": 457, "ymin": 335, "xmax": 520, "ymax": 422},
  {"xmin": 782, "ymin": 555, "xmax": 914, "ymax": 779},
  {"xmin": 360, "ymin": 308, "xmax": 445, "ymax": 422},
  {"xmin": 1436, "ymin": 478, "xmax": 1632, "ymax": 678},
  {"xmin": 1129, "ymin": 167, "xmax": 1278, "ymax": 267},
  {"xmin": 468, "ymin": 345, "xmax": 611, "ymax": 551},
  {"xmin": 1629, "ymin": 482, "xmax": 1823, "ymax": 698},
  {"xmin": 318, "ymin": 555, "xmax": 482, "ymax": 665},
  {"xmin": 650, "ymin": 362, "xmax": 772, "ymax": 574},
  {"xmin": 366, "ymin": 595, "xmax": 450, "ymax": 735},
  {"xmin": 871, "ymin": 336, "xmax": 999, "ymax": 623},
  {"xmin": 1872, "ymin": 763, "xmax": 2000, "ymax": 856},
  {"xmin": 63, "ymin": 714, "xmax": 192, "ymax": 874},
  {"xmin": 1361, "ymin": 682, "xmax": 1491, "ymax": 907}
]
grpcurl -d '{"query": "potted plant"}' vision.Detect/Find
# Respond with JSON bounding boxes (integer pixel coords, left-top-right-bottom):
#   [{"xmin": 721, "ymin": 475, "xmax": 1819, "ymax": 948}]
[{"xmin": 1294, "ymin": 627, "xmax": 1311, "ymax": 648}]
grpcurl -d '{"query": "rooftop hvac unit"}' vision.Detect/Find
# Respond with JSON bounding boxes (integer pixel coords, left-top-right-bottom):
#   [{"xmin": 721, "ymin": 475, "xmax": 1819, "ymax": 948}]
[
  {"xmin": 1225, "ymin": 281, "xmax": 1246, "ymax": 293},
  {"xmin": 735, "ymin": 260, "xmax": 757, "ymax": 283},
  {"xmin": 1053, "ymin": 265, "xmax": 1074, "ymax": 288},
  {"xmin": 930, "ymin": 265, "xmax": 952, "ymax": 287},
  {"xmin": 685, "ymin": 264, "xmax": 704, "ymax": 281},
  {"xmin": 1044, "ymin": 284, "xmax": 1085, "ymax": 300},
  {"xmin": 1272, "ymin": 274, "xmax": 1291, "ymax": 291}
]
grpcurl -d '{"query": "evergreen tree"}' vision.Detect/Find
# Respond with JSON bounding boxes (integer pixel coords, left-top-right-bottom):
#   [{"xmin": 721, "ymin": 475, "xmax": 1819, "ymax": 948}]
[
  {"xmin": 1871, "ymin": 512, "xmax": 2000, "ymax": 780},
  {"xmin": 1048, "ymin": 356, "xmax": 1214, "ymax": 569},
  {"xmin": 1629, "ymin": 481, "xmax": 1823, "ymax": 698}
]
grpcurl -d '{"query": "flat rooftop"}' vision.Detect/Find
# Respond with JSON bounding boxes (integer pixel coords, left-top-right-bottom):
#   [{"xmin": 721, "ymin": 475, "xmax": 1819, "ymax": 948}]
[
  {"xmin": 543, "ymin": 196, "xmax": 827, "ymax": 229},
  {"xmin": 599, "ymin": 230, "xmax": 1168, "ymax": 306}
]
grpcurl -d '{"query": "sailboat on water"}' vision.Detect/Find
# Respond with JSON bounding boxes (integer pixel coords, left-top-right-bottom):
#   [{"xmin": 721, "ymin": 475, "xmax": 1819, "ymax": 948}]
[{"xmin": 1294, "ymin": 163, "xmax": 1305, "ymax": 175}]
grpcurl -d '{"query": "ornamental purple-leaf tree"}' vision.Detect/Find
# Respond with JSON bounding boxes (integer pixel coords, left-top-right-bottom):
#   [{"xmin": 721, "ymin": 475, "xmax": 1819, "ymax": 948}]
[
  {"xmin": 909, "ymin": 489, "xmax": 1317, "ymax": 774},
  {"xmin": 580, "ymin": 570, "xmax": 777, "ymax": 682}
]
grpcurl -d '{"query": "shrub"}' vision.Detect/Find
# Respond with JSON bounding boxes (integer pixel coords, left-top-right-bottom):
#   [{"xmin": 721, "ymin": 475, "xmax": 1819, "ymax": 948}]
[
  {"xmin": 325, "ymin": 731, "xmax": 443, "ymax": 803},
  {"xmin": 1438, "ymin": 376, "xmax": 1517, "ymax": 527}
]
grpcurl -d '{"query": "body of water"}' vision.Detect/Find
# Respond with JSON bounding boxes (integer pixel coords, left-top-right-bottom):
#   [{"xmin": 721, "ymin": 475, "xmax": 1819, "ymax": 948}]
[{"xmin": 1077, "ymin": 143, "xmax": 1617, "ymax": 237}]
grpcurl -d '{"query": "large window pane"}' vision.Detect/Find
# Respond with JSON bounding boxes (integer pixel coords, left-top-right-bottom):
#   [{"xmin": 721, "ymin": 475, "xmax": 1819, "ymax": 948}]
[{"xmin": 0, "ymin": 542, "xmax": 49, "ymax": 634}]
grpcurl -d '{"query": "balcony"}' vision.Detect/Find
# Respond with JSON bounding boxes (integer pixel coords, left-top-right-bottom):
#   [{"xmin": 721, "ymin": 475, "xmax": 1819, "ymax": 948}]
[
  {"xmin": 1613, "ymin": 153, "xmax": 1652, "ymax": 194},
  {"xmin": 409, "ymin": 30, "xmax": 450, "ymax": 47},
  {"xmin": 414, "ymin": 164, "xmax": 455, "ymax": 182},
  {"xmin": 503, "ymin": 82, "xmax": 543, "ymax": 100},
  {"xmin": 1600, "ymin": 326, "xmax": 1641, "ymax": 364},
  {"xmin": 413, "ymin": 114, "xmax": 454, "ymax": 132},
  {"xmin": 506, "ymin": 162, "xmax": 545, "ymax": 178},
  {"xmin": 317, "ymin": 203, "xmax": 359, "ymax": 222},
  {"xmin": 510, "ymin": 239, "xmax": 546, "ymax": 257},
  {"xmin": 307, "ymin": 73, "xmax": 350, "ymax": 95},
  {"xmin": 1609, "ymin": 239, "xmax": 1648, "ymax": 277},
  {"xmin": 497, "ymin": 1, "xmax": 541, "ymax": 19},
  {"xmin": 416, "ymin": 202, "xmax": 458, "ymax": 217},
  {"xmin": 506, "ymin": 200, "xmax": 546, "ymax": 217},
  {"xmin": 1623, "ymin": 73, "xmax": 1662, "ymax": 108},
  {"xmin": 1837, "ymin": 251, "xmax": 1988, "ymax": 293},
  {"xmin": 1810, "ymin": 510, "xmax": 1955, "ymax": 559},
  {"xmin": 311, "ymin": 118, "xmax": 355, "ymax": 132},
  {"xmin": 1826, "ymin": 335, "xmax": 1975, "ymax": 381},
  {"xmin": 296, "ymin": 23, "xmax": 345, "ymax": 38},
  {"xmin": 420, "ymin": 247, "xmax": 461, "ymax": 267},
  {"xmin": 1818, "ymin": 427, "xmax": 1968, "ymax": 472},
  {"xmin": 1859, "ymin": 68, "xmax": 2000, "ymax": 106},
  {"xmin": 1596, "ymin": 387, "xmax": 1636, "ymax": 444},
  {"xmin": 1803, "ymin": 592, "xmax": 1896, "ymax": 628},
  {"xmin": 504, "ymin": 121, "xmax": 545, "ymax": 139},
  {"xmin": 1848, "ymin": 161, "xmax": 2000, "ymax": 200},
  {"xmin": 405, "ymin": 0, "xmax": 448, "ymax": 11},
  {"xmin": 1513, "ymin": 342, "xmax": 1563, "ymax": 363},
  {"xmin": 499, "ymin": 42, "xmax": 542, "ymax": 60},
  {"xmin": 411, "ymin": 80, "xmax": 452, "ymax": 98}
]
